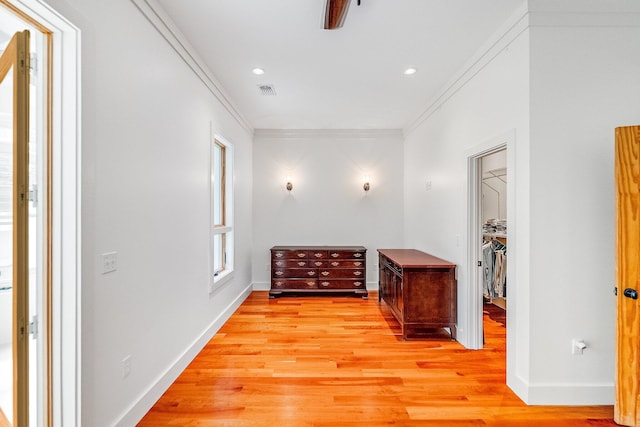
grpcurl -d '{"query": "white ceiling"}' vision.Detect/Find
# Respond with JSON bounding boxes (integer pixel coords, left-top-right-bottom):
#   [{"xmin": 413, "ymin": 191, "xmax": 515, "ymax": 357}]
[{"xmin": 154, "ymin": 0, "xmax": 525, "ymax": 130}]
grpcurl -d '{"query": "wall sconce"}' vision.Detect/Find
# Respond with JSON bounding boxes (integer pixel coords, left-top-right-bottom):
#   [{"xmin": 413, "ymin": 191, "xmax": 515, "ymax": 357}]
[
  {"xmin": 363, "ymin": 175, "xmax": 370, "ymax": 192},
  {"xmin": 286, "ymin": 176, "xmax": 293, "ymax": 191}
]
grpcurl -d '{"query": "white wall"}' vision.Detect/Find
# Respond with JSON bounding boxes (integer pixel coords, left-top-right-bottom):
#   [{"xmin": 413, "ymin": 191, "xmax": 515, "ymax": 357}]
[
  {"xmin": 42, "ymin": 0, "xmax": 254, "ymax": 425},
  {"xmin": 252, "ymin": 130, "xmax": 404, "ymax": 289},
  {"xmin": 526, "ymin": 0, "xmax": 640, "ymax": 404}
]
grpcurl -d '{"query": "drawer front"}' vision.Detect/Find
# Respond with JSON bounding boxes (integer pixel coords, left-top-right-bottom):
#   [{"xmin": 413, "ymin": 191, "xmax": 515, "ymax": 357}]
[
  {"xmin": 318, "ymin": 279, "xmax": 366, "ymax": 289},
  {"xmin": 309, "ymin": 250, "xmax": 328, "ymax": 259},
  {"xmin": 310, "ymin": 260, "xmax": 327, "ymax": 268},
  {"xmin": 317, "ymin": 268, "xmax": 365, "ymax": 278},
  {"xmin": 326, "ymin": 260, "xmax": 364, "ymax": 268},
  {"xmin": 272, "ymin": 250, "xmax": 308, "ymax": 260},
  {"xmin": 272, "ymin": 279, "xmax": 318, "ymax": 290},
  {"xmin": 272, "ymin": 268, "xmax": 317, "ymax": 278},
  {"xmin": 327, "ymin": 250, "xmax": 365, "ymax": 260},
  {"xmin": 272, "ymin": 259, "xmax": 311, "ymax": 268}
]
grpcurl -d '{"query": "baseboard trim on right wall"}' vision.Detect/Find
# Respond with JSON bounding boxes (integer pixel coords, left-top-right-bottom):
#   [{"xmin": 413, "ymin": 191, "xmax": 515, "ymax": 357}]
[{"xmin": 510, "ymin": 373, "xmax": 614, "ymax": 405}]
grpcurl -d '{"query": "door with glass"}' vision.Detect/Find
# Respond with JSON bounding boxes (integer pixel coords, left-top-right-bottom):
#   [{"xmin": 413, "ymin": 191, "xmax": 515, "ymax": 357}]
[{"xmin": 0, "ymin": 29, "xmax": 30, "ymax": 427}]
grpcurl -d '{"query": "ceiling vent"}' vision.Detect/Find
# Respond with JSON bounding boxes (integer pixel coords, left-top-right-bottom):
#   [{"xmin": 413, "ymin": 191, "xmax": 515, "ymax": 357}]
[{"xmin": 258, "ymin": 84, "xmax": 276, "ymax": 96}]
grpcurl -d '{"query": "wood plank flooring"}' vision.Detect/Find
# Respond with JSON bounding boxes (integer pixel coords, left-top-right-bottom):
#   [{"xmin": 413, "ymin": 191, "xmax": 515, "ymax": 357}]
[{"xmin": 138, "ymin": 291, "xmax": 615, "ymax": 426}]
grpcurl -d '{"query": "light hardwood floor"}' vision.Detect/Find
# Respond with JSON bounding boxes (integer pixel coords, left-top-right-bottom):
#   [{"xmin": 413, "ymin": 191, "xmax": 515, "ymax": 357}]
[{"xmin": 138, "ymin": 291, "xmax": 615, "ymax": 426}]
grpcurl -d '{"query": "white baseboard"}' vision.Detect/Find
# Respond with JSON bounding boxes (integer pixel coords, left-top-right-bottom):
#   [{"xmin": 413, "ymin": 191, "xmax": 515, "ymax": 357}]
[
  {"xmin": 508, "ymin": 371, "xmax": 614, "ymax": 405},
  {"xmin": 252, "ymin": 281, "xmax": 270, "ymax": 291},
  {"xmin": 526, "ymin": 382, "xmax": 614, "ymax": 405},
  {"xmin": 114, "ymin": 282, "xmax": 253, "ymax": 426}
]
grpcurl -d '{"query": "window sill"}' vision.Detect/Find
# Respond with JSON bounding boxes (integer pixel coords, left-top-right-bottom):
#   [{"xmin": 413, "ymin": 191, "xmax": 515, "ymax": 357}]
[{"xmin": 212, "ymin": 270, "xmax": 234, "ymax": 291}]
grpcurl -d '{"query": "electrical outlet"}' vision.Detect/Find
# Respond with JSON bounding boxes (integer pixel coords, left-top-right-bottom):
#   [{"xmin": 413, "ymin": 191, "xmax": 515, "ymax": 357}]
[
  {"xmin": 102, "ymin": 252, "xmax": 118, "ymax": 274},
  {"xmin": 572, "ymin": 339, "xmax": 587, "ymax": 355},
  {"xmin": 426, "ymin": 181, "xmax": 432, "ymax": 191},
  {"xmin": 122, "ymin": 355, "xmax": 131, "ymax": 378}
]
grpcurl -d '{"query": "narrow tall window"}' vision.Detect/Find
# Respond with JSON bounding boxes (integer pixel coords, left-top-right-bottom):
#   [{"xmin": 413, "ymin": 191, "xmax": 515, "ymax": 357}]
[{"xmin": 211, "ymin": 137, "xmax": 233, "ymax": 285}]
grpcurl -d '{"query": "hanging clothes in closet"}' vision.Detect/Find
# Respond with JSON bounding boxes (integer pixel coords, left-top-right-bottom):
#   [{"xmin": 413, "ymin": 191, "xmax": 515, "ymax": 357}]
[{"xmin": 483, "ymin": 239, "xmax": 507, "ymax": 298}]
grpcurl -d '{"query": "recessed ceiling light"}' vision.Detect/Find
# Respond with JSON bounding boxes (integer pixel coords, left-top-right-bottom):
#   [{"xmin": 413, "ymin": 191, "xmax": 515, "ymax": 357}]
[
  {"xmin": 252, "ymin": 67, "xmax": 265, "ymax": 75},
  {"xmin": 404, "ymin": 68, "xmax": 417, "ymax": 75}
]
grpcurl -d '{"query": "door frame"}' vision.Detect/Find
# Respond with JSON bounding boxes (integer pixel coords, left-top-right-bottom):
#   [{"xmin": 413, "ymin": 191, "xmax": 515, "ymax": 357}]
[
  {"xmin": 465, "ymin": 129, "xmax": 514, "ymax": 351},
  {"xmin": 1, "ymin": 0, "xmax": 81, "ymax": 425}
]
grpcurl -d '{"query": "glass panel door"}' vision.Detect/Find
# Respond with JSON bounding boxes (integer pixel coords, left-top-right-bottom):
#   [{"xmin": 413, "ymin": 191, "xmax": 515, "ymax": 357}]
[{"xmin": 0, "ymin": 29, "xmax": 30, "ymax": 427}]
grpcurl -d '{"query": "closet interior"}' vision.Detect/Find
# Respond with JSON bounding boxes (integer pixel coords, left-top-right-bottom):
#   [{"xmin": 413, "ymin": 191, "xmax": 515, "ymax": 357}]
[{"xmin": 481, "ymin": 150, "xmax": 507, "ymax": 312}]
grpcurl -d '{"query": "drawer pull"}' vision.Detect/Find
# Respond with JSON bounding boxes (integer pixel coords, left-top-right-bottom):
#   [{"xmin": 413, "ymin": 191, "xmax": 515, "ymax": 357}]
[
  {"xmin": 307, "ymin": 271, "xmax": 316, "ymax": 276},
  {"xmin": 354, "ymin": 282, "xmax": 363, "ymax": 287},
  {"xmin": 331, "ymin": 262, "xmax": 340, "ymax": 267},
  {"xmin": 275, "ymin": 261, "xmax": 284, "ymax": 266},
  {"xmin": 354, "ymin": 262, "xmax": 362, "ymax": 267},
  {"xmin": 275, "ymin": 253, "xmax": 283, "ymax": 258},
  {"xmin": 353, "ymin": 271, "xmax": 362, "ymax": 276},
  {"xmin": 297, "ymin": 253, "xmax": 305, "ymax": 258},
  {"xmin": 321, "ymin": 282, "xmax": 330, "ymax": 287},
  {"xmin": 275, "ymin": 281, "xmax": 284, "ymax": 287},
  {"xmin": 298, "ymin": 261, "xmax": 306, "ymax": 266},
  {"xmin": 331, "ymin": 253, "xmax": 339, "ymax": 258},
  {"xmin": 321, "ymin": 271, "xmax": 330, "ymax": 276},
  {"xmin": 314, "ymin": 253, "xmax": 323, "ymax": 258},
  {"xmin": 354, "ymin": 253, "xmax": 363, "ymax": 258},
  {"xmin": 275, "ymin": 271, "xmax": 284, "ymax": 276},
  {"xmin": 314, "ymin": 262, "xmax": 323, "ymax": 266},
  {"xmin": 307, "ymin": 281, "xmax": 315, "ymax": 287}
]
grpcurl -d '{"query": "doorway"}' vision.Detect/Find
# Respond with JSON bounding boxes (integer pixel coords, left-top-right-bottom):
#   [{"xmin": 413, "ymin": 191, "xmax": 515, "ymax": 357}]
[
  {"xmin": 0, "ymin": 13, "xmax": 47, "ymax": 426},
  {"xmin": 0, "ymin": 1, "xmax": 80, "ymax": 424},
  {"xmin": 466, "ymin": 130, "xmax": 514, "ymax": 351},
  {"xmin": 480, "ymin": 150, "xmax": 507, "ymax": 343}
]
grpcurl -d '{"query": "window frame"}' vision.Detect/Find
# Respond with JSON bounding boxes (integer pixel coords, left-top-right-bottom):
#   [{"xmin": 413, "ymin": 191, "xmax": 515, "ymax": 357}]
[{"xmin": 210, "ymin": 133, "xmax": 233, "ymax": 289}]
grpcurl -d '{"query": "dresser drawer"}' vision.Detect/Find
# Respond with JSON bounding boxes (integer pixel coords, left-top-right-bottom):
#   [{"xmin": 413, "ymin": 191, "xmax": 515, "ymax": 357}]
[
  {"xmin": 309, "ymin": 250, "xmax": 328, "ymax": 259},
  {"xmin": 326, "ymin": 260, "xmax": 365, "ymax": 268},
  {"xmin": 272, "ymin": 249, "xmax": 308, "ymax": 260},
  {"xmin": 318, "ymin": 279, "xmax": 366, "ymax": 289},
  {"xmin": 309, "ymin": 260, "xmax": 327, "ymax": 268},
  {"xmin": 317, "ymin": 268, "xmax": 365, "ymax": 278},
  {"xmin": 272, "ymin": 268, "xmax": 317, "ymax": 278},
  {"xmin": 272, "ymin": 259, "xmax": 312, "ymax": 268},
  {"xmin": 272, "ymin": 279, "xmax": 318, "ymax": 290},
  {"xmin": 327, "ymin": 250, "xmax": 365, "ymax": 260}
]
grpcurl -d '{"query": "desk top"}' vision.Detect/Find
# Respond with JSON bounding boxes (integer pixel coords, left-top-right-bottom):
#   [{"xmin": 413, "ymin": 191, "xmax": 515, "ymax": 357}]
[{"xmin": 377, "ymin": 249, "xmax": 455, "ymax": 268}]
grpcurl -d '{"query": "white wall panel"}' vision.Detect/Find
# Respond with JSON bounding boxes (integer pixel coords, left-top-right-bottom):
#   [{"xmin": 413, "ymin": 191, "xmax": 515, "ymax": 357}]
[
  {"xmin": 252, "ymin": 130, "xmax": 404, "ymax": 290},
  {"xmin": 41, "ymin": 0, "xmax": 254, "ymax": 425}
]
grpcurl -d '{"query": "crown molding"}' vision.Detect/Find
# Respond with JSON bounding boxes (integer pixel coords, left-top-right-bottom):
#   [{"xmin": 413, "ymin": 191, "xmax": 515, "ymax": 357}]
[
  {"xmin": 131, "ymin": 0, "xmax": 253, "ymax": 134},
  {"xmin": 404, "ymin": 4, "xmax": 530, "ymax": 136},
  {"xmin": 254, "ymin": 128, "xmax": 404, "ymax": 142},
  {"xmin": 528, "ymin": 11, "xmax": 640, "ymax": 27}
]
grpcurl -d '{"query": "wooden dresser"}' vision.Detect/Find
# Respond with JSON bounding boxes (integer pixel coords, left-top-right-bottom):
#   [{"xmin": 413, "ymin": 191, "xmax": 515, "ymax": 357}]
[
  {"xmin": 270, "ymin": 246, "xmax": 367, "ymax": 298},
  {"xmin": 378, "ymin": 249, "xmax": 457, "ymax": 340}
]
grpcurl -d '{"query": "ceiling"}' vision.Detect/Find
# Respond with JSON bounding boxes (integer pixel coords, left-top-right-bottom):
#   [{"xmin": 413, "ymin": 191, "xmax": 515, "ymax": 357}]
[{"xmin": 154, "ymin": 0, "xmax": 525, "ymax": 131}]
